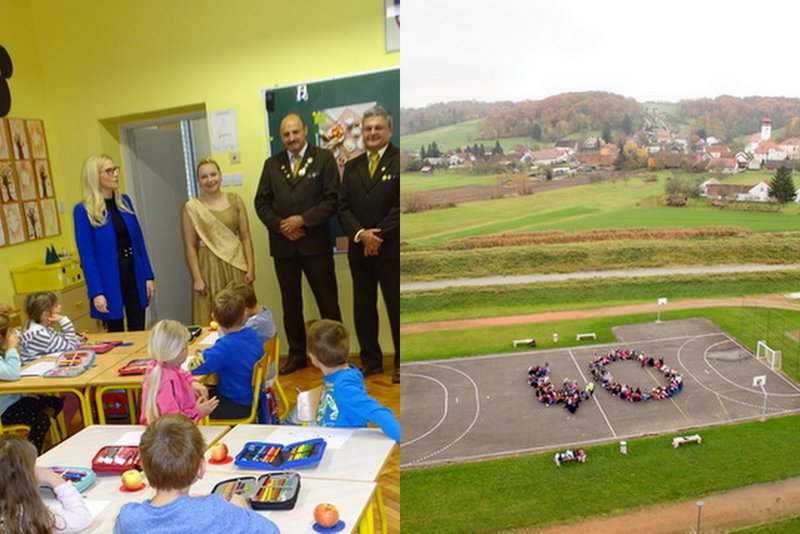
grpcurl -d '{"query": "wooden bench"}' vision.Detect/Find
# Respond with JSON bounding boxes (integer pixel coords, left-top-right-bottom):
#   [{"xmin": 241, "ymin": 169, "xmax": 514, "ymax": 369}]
[
  {"xmin": 672, "ymin": 434, "xmax": 702, "ymax": 448},
  {"xmin": 513, "ymin": 338, "xmax": 536, "ymax": 347},
  {"xmin": 576, "ymin": 332, "xmax": 597, "ymax": 341}
]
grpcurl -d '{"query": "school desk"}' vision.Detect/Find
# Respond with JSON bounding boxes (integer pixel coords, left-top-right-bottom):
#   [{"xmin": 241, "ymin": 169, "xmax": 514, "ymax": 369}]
[
  {"xmin": 204, "ymin": 424, "xmax": 397, "ymax": 483},
  {"xmin": 0, "ymin": 350, "xmax": 134, "ymax": 427}
]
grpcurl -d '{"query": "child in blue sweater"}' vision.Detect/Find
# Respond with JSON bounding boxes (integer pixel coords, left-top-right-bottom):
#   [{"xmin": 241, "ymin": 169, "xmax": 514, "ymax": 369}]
[
  {"xmin": 190, "ymin": 289, "xmax": 263, "ymax": 420},
  {"xmin": 308, "ymin": 320, "xmax": 399, "ymax": 442},
  {"xmin": 114, "ymin": 414, "xmax": 278, "ymax": 534}
]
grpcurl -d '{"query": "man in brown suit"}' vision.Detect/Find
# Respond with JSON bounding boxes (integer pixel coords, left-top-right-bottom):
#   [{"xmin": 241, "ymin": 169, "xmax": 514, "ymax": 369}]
[
  {"xmin": 255, "ymin": 113, "xmax": 342, "ymax": 374},
  {"xmin": 338, "ymin": 105, "xmax": 400, "ymax": 383}
]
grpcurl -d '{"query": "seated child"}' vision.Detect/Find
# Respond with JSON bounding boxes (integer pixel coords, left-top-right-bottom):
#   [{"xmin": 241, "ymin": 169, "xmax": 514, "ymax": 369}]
[
  {"xmin": 0, "ymin": 434, "xmax": 92, "ymax": 533},
  {"xmin": 0, "ymin": 313, "xmax": 63, "ymax": 453},
  {"xmin": 140, "ymin": 320, "xmax": 219, "ymax": 424},
  {"xmin": 114, "ymin": 414, "xmax": 278, "ymax": 534},
  {"xmin": 19, "ymin": 292, "xmax": 81, "ymax": 358},
  {"xmin": 305, "ymin": 319, "xmax": 399, "ymax": 443},
  {"xmin": 226, "ymin": 281, "xmax": 276, "ymax": 344},
  {"xmin": 190, "ymin": 289, "xmax": 263, "ymax": 420}
]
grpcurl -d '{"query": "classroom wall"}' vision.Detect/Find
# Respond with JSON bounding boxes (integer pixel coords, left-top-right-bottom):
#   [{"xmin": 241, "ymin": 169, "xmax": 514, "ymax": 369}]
[{"xmin": 2, "ymin": 0, "xmax": 399, "ymax": 350}]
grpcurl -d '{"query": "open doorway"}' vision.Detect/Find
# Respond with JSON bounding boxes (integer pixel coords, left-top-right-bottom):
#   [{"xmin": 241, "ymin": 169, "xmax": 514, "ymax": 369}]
[{"xmin": 120, "ymin": 114, "xmax": 210, "ymax": 325}]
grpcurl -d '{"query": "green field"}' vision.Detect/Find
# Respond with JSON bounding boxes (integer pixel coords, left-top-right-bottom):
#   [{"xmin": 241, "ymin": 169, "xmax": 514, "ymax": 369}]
[
  {"xmin": 402, "ymin": 172, "xmax": 800, "ymax": 249},
  {"xmin": 401, "ymin": 119, "xmax": 535, "ymax": 153},
  {"xmin": 399, "ymin": 171, "xmax": 500, "ymax": 192},
  {"xmin": 733, "ymin": 515, "xmax": 800, "ymax": 533},
  {"xmin": 401, "ymin": 270, "xmax": 800, "ymax": 324}
]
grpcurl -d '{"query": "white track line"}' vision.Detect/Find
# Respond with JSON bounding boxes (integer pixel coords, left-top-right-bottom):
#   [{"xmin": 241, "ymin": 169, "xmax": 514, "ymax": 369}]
[
  {"xmin": 703, "ymin": 340, "xmax": 800, "ymax": 398},
  {"xmin": 567, "ymin": 348, "xmax": 617, "ymax": 438},
  {"xmin": 719, "ymin": 333, "xmax": 800, "ymax": 394},
  {"xmin": 400, "ymin": 373, "xmax": 449, "ymax": 448},
  {"xmin": 405, "ymin": 362, "xmax": 482, "ymax": 465}
]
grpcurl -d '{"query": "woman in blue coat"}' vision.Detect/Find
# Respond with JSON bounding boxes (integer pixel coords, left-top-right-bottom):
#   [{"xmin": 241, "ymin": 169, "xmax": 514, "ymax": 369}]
[{"xmin": 73, "ymin": 155, "xmax": 155, "ymax": 331}]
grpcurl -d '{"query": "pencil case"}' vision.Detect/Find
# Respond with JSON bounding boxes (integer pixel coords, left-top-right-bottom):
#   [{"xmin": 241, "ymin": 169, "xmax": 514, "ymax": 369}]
[
  {"xmin": 47, "ymin": 466, "xmax": 96, "ymax": 492},
  {"xmin": 117, "ymin": 358, "xmax": 151, "ymax": 375},
  {"xmin": 91, "ymin": 445, "xmax": 141, "ymax": 474},
  {"xmin": 43, "ymin": 350, "xmax": 96, "ymax": 378},
  {"xmin": 187, "ymin": 325, "xmax": 203, "ymax": 343},
  {"xmin": 234, "ymin": 438, "xmax": 326, "ymax": 470},
  {"xmin": 77, "ymin": 340, "xmax": 123, "ymax": 354},
  {"xmin": 210, "ymin": 472, "xmax": 301, "ymax": 510}
]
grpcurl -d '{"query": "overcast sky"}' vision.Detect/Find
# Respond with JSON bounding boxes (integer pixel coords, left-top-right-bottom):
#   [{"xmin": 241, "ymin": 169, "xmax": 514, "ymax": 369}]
[{"xmin": 402, "ymin": 1, "xmax": 800, "ymax": 109}]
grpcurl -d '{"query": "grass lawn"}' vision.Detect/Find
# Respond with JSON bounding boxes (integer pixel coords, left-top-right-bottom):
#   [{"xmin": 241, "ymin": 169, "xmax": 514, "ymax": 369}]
[
  {"xmin": 401, "ymin": 172, "xmax": 800, "ymax": 248},
  {"xmin": 733, "ymin": 515, "xmax": 800, "ymax": 533},
  {"xmin": 401, "ymin": 414, "xmax": 800, "ymax": 533},
  {"xmin": 400, "ymin": 171, "xmax": 500, "ymax": 192},
  {"xmin": 400, "ymin": 270, "xmax": 800, "ymax": 324}
]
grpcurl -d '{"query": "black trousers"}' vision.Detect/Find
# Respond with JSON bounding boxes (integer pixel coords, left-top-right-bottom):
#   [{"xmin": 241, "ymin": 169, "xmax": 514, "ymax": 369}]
[
  {"xmin": 274, "ymin": 253, "xmax": 342, "ymax": 364},
  {"xmin": 348, "ymin": 254, "xmax": 399, "ymax": 370},
  {"xmin": 106, "ymin": 256, "xmax": 145, "ymax": 332},
  {"xmin": 2, "ymin": 395, "xmax": 63, "ymax": 453},
  {"xmin": 208, "ymin": 388, "xmax": 251, "ymax": 420}
]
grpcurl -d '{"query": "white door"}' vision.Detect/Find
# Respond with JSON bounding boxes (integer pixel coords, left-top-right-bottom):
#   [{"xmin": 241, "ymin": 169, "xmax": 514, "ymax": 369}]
[{"xmin": 126, "ymin": 127, "xmax": 192, "ymax": 325}]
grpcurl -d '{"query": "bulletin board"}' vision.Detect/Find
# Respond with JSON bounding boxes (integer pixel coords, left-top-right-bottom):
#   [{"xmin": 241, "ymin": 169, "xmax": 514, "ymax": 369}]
[
  {"xmin": 0, "ymin": 117, "xmax": 60, "ymax": 247},
  {"xmin": 262, "ymin": 68, "xmax": 399, "ymax": 250}
]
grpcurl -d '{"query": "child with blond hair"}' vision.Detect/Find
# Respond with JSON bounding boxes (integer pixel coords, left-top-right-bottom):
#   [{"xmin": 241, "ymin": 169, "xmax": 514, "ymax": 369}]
[{"xmin": 140, "ymin": 319, "xmax": 218, "ymax": 424}]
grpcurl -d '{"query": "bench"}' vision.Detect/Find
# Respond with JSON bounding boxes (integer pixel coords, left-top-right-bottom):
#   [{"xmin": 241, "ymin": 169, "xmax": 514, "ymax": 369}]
[
  {"xmin": 576, "ymin": 332, "xmax": 597, "ymax": 341},
  {"xmin": 513, "ymin": 338, "xmax": 536, "ymax": 347},
  {"xmin": 672, "ymin": 434, "xmax": 702, "ymax": 448}
]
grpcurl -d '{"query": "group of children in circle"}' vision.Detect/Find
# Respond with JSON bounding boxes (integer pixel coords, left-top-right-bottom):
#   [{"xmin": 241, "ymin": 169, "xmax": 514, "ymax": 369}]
[
  {"xmin": 588, "ymin": 349, "xmax": 683, "ymax": 402},
  {"xmin": 527, "ymin": 363, "xmax": 594, "ymax": 414}
]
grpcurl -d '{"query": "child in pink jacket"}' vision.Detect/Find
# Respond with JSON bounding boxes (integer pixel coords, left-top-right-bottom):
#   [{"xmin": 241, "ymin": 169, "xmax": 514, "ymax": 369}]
[{"xmin": 140, "ymin": 320, "xmax": 219, "ymax": 424}]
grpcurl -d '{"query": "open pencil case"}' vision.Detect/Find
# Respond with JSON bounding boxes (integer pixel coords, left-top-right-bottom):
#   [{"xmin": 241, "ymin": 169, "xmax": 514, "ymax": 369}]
[
  {"xmin": 43, "ymin": 350, "xmax": 96, "ymax": 378},
  {"xmin": 91, "ymin": 445, "xmax": 141, "ymax": 474},
  {"xmin": 43, "ymin": 466, "xmax": 96, "ymax": 492},
  {"xmin": 234, "ymin": 438, "xmax": 326, "ymax": 470},
  {"xmin": 211, "ymin": 472, "xmax": 301, "ymax": 510}
]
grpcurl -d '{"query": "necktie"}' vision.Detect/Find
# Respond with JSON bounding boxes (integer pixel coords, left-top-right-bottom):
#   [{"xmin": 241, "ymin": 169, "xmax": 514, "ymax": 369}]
[
  {"xmin": 292, "ymin": 155, "xmax": 301, "ymax": 176},
  {"xmin": 368, "ymin": 152, "xmax": 380, "ymax": 177}
]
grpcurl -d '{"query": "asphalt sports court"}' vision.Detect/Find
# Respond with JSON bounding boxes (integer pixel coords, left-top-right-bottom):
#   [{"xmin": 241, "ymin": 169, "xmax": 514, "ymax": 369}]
[{"xmin": 400, "ymin": 318, "xmax": 800, "ymax": 468}]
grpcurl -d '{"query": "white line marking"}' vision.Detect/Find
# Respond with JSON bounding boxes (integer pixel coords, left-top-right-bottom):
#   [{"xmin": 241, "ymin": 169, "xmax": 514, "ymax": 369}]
[
  {"xmin": 703, "ymin": 340, "xmax": 800, "ymax": 398},
  {"xmin": 568, "ymin": 348, "xmax": 617, "ymax": 438},
  {"xmin": 399, "ymin": 373, "xmax": 449, "ymax": 448}
]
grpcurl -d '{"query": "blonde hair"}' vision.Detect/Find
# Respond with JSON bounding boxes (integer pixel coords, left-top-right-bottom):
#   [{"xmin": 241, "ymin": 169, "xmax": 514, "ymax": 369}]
[
  {"xmin": 144, "ymin": 319, "xmax": 190, "ymax": 424},
  {"xmin": 81, "ymin": 154, "xmax": 133, "ymax": 227},
  {"xmin": 0, "ymin": 435, "xmax": 58, "ymax": 533},
  {"xmin": 195, "ymin": 157, "xmax": 221, "ymax": 178}
]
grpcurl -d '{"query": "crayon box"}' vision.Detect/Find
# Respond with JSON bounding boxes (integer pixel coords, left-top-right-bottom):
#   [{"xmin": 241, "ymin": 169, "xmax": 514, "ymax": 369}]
[
  {"xmin": 91, "ymin": 445, "xmax": 142, "ymax": 474},
  {"xmin": 210, "ymin": 472, "xmax": 301, "ymax": 510},
  {"xmin": 46, "ymin": 466, "xmax": 96, "ymax": 492},
  {"xmin": 234, "ymin": 438, "xmax": 326, "ymax": 470}
]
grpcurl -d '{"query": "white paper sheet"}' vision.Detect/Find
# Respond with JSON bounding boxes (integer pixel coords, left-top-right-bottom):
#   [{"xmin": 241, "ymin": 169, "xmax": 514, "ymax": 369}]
[
  {"xmin": 20, "ymin": 361, "xmax": 56, "ymax": 376},
  {"xmin": 113, "ymin": 430, "xmax": 144, "ymax": 446},
  {"xmin": 198, "ymin": 332, "xmax": 219, "ymax": 345},
  {"xmin": 43, "ymin": 497, "xmax": 110, "ymax": 521}
]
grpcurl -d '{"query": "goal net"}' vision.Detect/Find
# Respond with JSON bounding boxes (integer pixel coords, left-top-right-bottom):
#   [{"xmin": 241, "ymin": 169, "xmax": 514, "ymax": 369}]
[{"xmin": 756, "ymin": 340, "xmax": 782, "ymax": 370}]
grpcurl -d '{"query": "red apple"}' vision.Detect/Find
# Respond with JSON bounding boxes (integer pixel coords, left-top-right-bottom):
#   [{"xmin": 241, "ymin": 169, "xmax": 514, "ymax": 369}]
[
  {"xmin": 210, "ymin": 442, "xmax": 228, "ymax": 462},
  {"xmin": 121, "ymin": 469, "xmax": 144, "ymax": 490},
  {"xmin": 314, "ymin": 503, "xmax": 339, "ymax": 528}
]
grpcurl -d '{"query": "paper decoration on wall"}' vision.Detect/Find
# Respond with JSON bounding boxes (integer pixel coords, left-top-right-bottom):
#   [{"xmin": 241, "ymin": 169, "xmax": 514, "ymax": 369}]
[
  {"xmin": 314, "ymin": 102, "xmax": 376, "ymax": 176},
  {"xmin": 0, "ymin": 117, "xmax": 60, "ymax": 246},
  {"xmin": 0, "ymin": 45, "xmax": 12, "ymax": 117}
]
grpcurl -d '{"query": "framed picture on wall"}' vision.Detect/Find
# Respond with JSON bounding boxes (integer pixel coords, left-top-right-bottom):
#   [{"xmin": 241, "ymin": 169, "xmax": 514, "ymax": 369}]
[
  {"xmin": 16, "ymin": 160, "xmax": 37, "ymax": 201},
  {"xmin": 39, "ymin": 198, "xmax": 59, "ymax": 237},
  {"xmin": 3, "ymin": 203, "xmax": 25, "ymax": 244},
  {"xmin": 26, "ymin": 119, "xmax": 48, "ymax": 160},
  {"xmin": 0, "ymin": 161, "xmax": 18, "ymax": 202},
  {"xmin": 23, "ymin": 201, "xmax": 43, "ymax": 240},
  {"xmin": 0, "ymin": 212, "xmax": 6, "ymax": 247},
  {"xmin": 8, "ymin": 119, "xmax": 29, "ymax": 160},
  {"xmin": 0, "ymin": 119, "xmax": 10, "ymax": 160},
  {"xmin": 385, "ymin": 0, "xmax": 399, "ymax": 52},
  {"xmin": 35, "ymin": 160, "xmax": 53, "ymax": 198}
]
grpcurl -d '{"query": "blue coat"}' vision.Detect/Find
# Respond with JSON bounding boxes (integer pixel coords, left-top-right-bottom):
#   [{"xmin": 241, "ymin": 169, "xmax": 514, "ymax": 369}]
[{"xmin": 73, "ymin": 195, "xmax": 155, "ymax": 320}]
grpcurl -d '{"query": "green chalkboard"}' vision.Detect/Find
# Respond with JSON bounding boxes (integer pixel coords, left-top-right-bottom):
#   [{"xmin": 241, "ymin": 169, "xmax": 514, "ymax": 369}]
[{"xmin": 264, "ymin": 68, "xmax": 400, "ymax": 159}]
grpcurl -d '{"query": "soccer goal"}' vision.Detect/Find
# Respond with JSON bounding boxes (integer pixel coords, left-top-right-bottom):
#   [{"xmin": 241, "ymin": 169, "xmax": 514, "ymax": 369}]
[{"xmin": 756, "ymin": 340, "xmax": 782, "ymax": 370}]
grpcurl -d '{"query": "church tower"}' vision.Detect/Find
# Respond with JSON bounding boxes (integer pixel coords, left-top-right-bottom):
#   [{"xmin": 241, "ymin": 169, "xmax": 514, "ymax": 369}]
[{"xmin": 761, "ymin": 117, "xmax": 771, "ymax": 141}]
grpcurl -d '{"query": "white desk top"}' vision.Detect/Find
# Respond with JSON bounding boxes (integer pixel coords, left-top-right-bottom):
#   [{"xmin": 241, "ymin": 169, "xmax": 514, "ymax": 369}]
[
  {"xmin": 203, "ymin": 424, "xmax": 396, "ymax": 482},
  {"xmin": 38, "ymin": 424, "xmax": 230, "ymax": 467}
]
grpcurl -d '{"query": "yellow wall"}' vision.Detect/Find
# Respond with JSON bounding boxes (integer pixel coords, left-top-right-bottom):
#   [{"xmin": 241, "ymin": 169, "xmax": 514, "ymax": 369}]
[{"xmin": 2, "ymin": 0, "xmax": 398, "ymax": 349}]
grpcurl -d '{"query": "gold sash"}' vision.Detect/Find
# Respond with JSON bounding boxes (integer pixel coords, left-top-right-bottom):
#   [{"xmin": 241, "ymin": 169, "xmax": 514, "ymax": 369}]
[{"xmin": 184, "ymin": 196, "xmax": 247, "ymax": 272}]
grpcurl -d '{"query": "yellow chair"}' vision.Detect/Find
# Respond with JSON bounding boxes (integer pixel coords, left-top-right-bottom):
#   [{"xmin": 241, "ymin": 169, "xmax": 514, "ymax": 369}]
[
  {"xmin": 263, "ymin": 337, "xmax": 288, "ymax": 420},
  {"xmin": 205, "ymin": 336, "xmax": 281, "ymax": 425},
  {"xmin": 0, "ymin": 408, "xmax": 64, "ymax": 447},
  {"xmin": 0, "ymin": 419, "xmax": 31, "ymax": 437}
]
